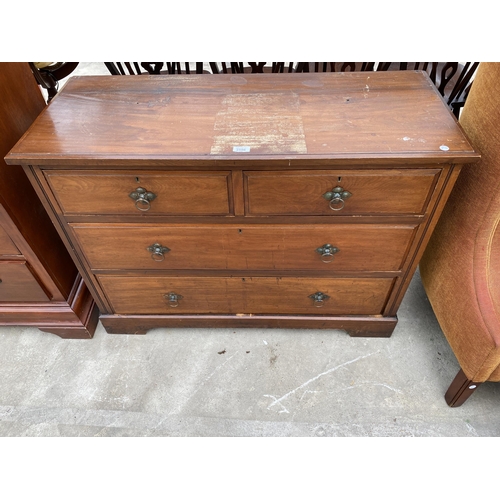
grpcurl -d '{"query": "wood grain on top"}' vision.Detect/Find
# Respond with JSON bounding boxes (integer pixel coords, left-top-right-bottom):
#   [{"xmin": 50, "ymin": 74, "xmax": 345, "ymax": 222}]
[{"xmin": 6, "ymin": 72, "xmax": 478, "ymax": 165}]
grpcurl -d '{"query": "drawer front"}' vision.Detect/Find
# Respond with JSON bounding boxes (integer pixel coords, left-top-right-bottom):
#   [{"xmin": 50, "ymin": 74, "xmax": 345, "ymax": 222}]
[
  {"xmin": 45, "ymin": 170, "xmax": 232, "ymax": 215},
  {"xmin": 99, "ymin": 276, "xmax": 393, "ymax": 315},
  {"xmin": 0, "ymin": 261, "xmax": 50, "ymax": 302},
  {"xmin": 71, "ymin": 223, "xmax": 416, "ymax": 272},
  {"xmin": 244, "ymin": 169, "xmax": 440, "ymax": 216},
  {"xmin": 0, "ymin": 224, "xmax": 20, "ymax": 255}
]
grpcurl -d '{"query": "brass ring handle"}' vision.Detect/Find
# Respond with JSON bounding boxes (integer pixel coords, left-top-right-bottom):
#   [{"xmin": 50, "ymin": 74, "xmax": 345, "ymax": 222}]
[
  {"xmin": 329, "ymin": 198, "xmax": 345, "ymax": 211},
  {"xmin": 323, "ymin": 186, "xmax": 352, "ymax": 212},
  {"xmin": 316, "ymin": 244, "xmax": 339, "ymax": 263},
  {"xmin": 164, "ymin": 292, "xmax": 183, "ymax": 308},
  {"xmin": 135, "ymin": 198, "xmax": 151, "ymax": 211},
  {"xmin": 147, "ymin": 243, "xmax": 170, "ymax": 262},
  {"xmin": 129, "ymin": 187, "xmax": 157, "ymax": 212},
  {"xmin": 308, "ymin": 291, "xmax": 330, "ymax": 308}
]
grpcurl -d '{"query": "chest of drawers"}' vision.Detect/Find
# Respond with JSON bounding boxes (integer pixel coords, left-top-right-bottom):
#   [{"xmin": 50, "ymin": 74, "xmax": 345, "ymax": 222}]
[{"xmin": 6, "ymin": 71, "xmax": 479, "ymax": 336}]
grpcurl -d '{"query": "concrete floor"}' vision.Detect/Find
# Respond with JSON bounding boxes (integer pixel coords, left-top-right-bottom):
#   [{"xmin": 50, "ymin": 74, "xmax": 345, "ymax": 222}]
[{"xmin": 1, "ymin": 63, "xmax": 498, "ymax": 437}]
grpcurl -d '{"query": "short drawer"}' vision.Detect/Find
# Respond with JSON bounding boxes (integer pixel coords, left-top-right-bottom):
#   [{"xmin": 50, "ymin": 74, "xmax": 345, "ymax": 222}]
[
  {"xmin": 44, "ymin": 170, "xmax": 232, "ymax": 216},
  {"xmin": 244, "ymin": 169, "xmax": 440, "ymax": 216},
  {"xmin": 99, "ymin": 276, "xmax": 394, "ymax": 315},
  {"xmin": 71, "ymin": 223, "xmax": 417, "ymax": 272},
  {"xmin": 0, "ymin": 261, "xmax": 50, "ymax": 302}
]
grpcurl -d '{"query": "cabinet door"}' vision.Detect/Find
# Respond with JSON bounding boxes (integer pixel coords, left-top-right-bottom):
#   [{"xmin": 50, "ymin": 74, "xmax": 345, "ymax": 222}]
[
  {"xmin": 0, "ymin": 261, "xmax": 50, "ymax": 302},
  {"xmin": 0, "ymin": 224, "xmax": 20, "ymax": 255}
]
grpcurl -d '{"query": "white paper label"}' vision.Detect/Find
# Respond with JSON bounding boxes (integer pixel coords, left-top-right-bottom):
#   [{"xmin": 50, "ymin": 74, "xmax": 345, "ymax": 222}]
[{"xmin": 233, "ymin": 146, "xmax": 251, "ymax": 152}]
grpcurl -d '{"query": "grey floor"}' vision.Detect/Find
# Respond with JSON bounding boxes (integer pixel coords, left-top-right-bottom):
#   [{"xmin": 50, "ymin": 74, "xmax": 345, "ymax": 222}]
[{"xmin": 1, "ymin": 63, "xmax": 498, "ymax": 437}]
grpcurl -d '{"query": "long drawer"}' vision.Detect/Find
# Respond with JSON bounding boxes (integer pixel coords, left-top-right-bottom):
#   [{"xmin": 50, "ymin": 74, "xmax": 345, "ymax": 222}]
[
  {"xmin": 244, "ymin": 169, "xmax": 440, "ymax": 215},
  {"xmin": 44, "ymin": 170, "xmax": 232, "ymax": 215},
  {"xmin": 99, "ymin": 275, "xmax": 394, "ymax": 315},
  {"xmin": 71, "ymin": 223, "xmax": 417, "ymax": 272}
]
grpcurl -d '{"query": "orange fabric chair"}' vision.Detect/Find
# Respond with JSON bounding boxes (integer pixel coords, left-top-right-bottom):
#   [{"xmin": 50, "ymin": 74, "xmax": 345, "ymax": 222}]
[{"xmin": 420, "ymin": 62, "xmax": 500, "ymax": 406}]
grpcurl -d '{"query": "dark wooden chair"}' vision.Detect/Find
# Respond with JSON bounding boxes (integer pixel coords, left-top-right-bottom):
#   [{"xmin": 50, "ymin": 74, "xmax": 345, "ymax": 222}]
[
  {"xmin": 293, "ymin": 62, "xmax": 477, "ymax": 116},
  {"xmin": 376, "ymin": 62, "xmax": 479, "ymax": 117},
  {"xmin": 209, "ymin": 62, "xmax": 297, "ymax": 73},
  {"xmin": 295, "ymin": 62, "xmax": 376, "ymax": 72},
  {"xmin": 103, "ymin": 61, "xmax": 478, "ymax": 116},
  {"xmin": 210, "ymin": 62, "xmax": 374, "ymax": 73},
  {"xmin": 107, "ymin": 62, "xmax": 296, "ymax": 75},
  {"xmin": 29, "ymin": 62, "xmax": 79, "ymax": 101},
  {"xmin": 209, "ymin": 62, "xmax": 373, "ymax": 73},
  {"xmin": 105, "ymin": 62, "xmax": 206, "ymax": 75}
]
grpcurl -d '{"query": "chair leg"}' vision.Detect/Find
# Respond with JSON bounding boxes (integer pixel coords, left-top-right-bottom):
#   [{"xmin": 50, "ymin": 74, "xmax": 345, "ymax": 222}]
[{"xmin": 445, "ymin": 368, "xmax": 481, "ymax": 407}]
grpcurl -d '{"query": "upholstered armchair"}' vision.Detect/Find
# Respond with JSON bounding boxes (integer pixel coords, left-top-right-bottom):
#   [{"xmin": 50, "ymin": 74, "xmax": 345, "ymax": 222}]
[{"xmin": 420, "ymin": 62, "xmax": 500, "ymax": 406}]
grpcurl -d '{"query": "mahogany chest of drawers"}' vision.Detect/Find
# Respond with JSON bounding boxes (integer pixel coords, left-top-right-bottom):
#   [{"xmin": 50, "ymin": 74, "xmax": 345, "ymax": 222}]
[{"xmin": 6, "ymin": 71, "xmax": 479, "ymax": 336}]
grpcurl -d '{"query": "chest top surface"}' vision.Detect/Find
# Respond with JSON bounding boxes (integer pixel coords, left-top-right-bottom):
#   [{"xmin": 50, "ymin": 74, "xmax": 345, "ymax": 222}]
[{"xmin": 6, "ymin": 71, "xmax": 478, "ymax": 166}]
